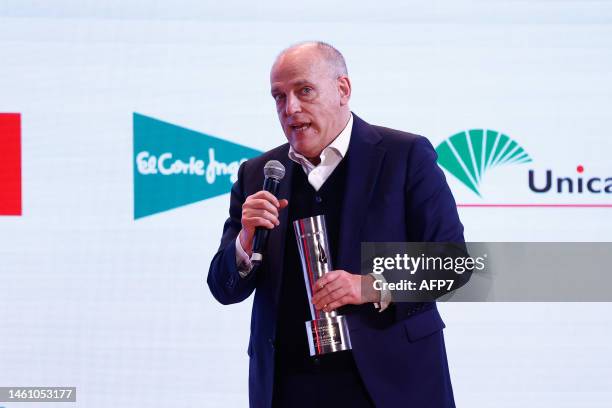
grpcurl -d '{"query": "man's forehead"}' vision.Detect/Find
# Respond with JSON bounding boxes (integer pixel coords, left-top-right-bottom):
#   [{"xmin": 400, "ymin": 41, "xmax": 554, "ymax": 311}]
[
  {"xmin": 270, "ymin": 63, "xmax": 332, "ymax": 91},
  {"xmin": 271, "ymin": 48, "xmax": 329, "ymax": 75},
  {"xmin": 271, "ymin": 58, "xmax": 316, "ymax": 79},
  {"xmin": 277, "ymin": 44, "xmax": 321, "ymax": 65}
]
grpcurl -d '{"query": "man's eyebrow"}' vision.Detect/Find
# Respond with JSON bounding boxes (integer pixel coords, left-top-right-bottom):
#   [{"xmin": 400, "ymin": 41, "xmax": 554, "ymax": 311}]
[
  {"xmin": 270, "ymin": 83, "xmax": 286, "ymax": 94},
  {"xmin": 292, "ymin": 79, "xmax": 312, "ymax": 87},
  {"xmin": 271, "ymin": 79, "xmax": 314, "ymax": 95}
]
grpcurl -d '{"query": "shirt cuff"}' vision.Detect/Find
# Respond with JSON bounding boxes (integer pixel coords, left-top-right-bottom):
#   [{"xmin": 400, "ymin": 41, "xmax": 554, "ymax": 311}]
[
  {"xmin": 369, "ymin": 272, "xmax": 392, "ymax": 312},
  {"xmin": 235, "ymin": 235, "xmax": 253, "ymax": 278}
]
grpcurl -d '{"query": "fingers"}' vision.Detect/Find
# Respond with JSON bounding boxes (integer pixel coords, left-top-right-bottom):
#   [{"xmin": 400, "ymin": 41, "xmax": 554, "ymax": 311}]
[
  {"xmin": 246, "ymin": 198, "xmax": 279, "ymax": 217},
  {"xmin": 325, "ymin": 295, "xmax": 353, "ymax": 313},
  {"xmin": 312, "ymin": 271, "xmax": 361, "ymax": 312},
  {"xmin": 313, "ymin": 271, "xmax": 341, "ymax": 293},
  {"xmin": 240, "ymin": 190, "xmax": 289, "ymax": 252},
  {"xmin": 313, "ymin": 285, "xmax": 348, "ymax": 311},
  {"xmin": 242, "ymin": 192, "xmax": 289, "ymax": 229},
  {"xmin": 242, "ymin": 215, "xmax": 275, "ymax": 230},
  {"xmin": 312, "ymin": 278, "xmax": 342, "ymax": 304},
  {"xmin": 250, "ymin": 190, "xmax": 282, "ymax": 208},
  {"xmin": 243, "ymin": 207, "xmax": 279, "ymax": 226}
]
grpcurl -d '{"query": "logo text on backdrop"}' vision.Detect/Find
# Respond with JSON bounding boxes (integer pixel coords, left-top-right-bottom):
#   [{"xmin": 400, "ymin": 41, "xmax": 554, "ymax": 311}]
[{"xmin": 133, "ymin": 113, "xmax": 261, "ymax": 219}]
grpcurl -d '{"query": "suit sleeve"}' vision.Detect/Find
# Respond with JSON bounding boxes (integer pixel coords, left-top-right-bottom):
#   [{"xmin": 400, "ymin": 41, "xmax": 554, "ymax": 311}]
[
  {"xmin": 405, "ymin": 136, "xmax": 465, "ymax": 243},
  {"xmin": 207, "ymin": 161, "xmax": 258, "ymax": 305},
  {"xmin": 394, "ymin": 136, "xmax": 470, "ymax": 320}
]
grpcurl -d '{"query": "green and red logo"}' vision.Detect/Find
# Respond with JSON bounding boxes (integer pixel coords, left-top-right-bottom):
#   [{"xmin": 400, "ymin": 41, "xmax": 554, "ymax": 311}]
[
  {"xmin": 436, "ymin": 129, "xmax": 612, "ymax": 208},
  {"xmin": 0, "ymin": 113, "xmax": 21, "ymax": 216},
  {"xmin": 436, "ymin": 129, "xmax": 532, "ymax": 197}
]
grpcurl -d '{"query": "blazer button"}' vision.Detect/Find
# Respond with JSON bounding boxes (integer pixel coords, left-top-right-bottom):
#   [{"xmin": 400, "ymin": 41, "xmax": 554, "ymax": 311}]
[
  {"xmin": 315, "ymin": 196, "xmax": 323, "ymax": 203},
  {"xmin": 268, "ymin": 338, "xmax": 275, "ymax": 349}
]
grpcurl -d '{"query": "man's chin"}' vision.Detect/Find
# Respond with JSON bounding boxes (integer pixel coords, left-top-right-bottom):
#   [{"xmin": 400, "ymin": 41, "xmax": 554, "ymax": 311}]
[
  {"xmin": 296, "ymin": 140, "xmax": 315, "ymax": 153},
  {"xmin": 288, "ymin": 134, "xmax": 313, "ymax": 150}
]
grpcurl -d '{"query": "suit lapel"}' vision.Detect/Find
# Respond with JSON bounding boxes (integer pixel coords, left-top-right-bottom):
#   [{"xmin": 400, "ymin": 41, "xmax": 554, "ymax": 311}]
[
  {"xmin": 266, "ymin": 114, "xmax": 385, "ymax": 302},
  {"xmin": 266, "ymin": 146, "xmax": 294, "ymax": 305},
  {"xmin": 337, "ymin": 114, "xmax": 385, "ymax": 272}
]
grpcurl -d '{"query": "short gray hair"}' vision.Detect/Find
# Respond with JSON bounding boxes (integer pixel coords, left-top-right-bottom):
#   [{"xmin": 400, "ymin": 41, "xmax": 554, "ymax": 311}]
[{"xmin": 278, "ymin": 41, "xmax": 348, "ymax": 78}]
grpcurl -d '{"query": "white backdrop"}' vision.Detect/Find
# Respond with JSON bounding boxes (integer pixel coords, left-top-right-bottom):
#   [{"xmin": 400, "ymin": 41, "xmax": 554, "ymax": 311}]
[{"xmin": 1, "ymin": 1, "xmax": 611, "ymax": 407}]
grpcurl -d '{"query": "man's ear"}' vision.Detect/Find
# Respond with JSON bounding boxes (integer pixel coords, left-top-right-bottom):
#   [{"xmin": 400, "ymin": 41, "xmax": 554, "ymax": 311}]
[{"xmin": 338, "ymin": 76, "xmax": 351, "ymax": 105}]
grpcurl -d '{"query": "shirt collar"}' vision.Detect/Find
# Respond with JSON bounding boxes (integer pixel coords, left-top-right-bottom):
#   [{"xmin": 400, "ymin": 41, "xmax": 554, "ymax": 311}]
[{"xmin": 288, "ymin": 113, "xmax": 353, "ymax": 169}]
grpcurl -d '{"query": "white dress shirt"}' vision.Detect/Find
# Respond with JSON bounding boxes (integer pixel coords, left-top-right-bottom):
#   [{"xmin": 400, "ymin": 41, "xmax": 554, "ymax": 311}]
[{"xmin": 234, "ymin": 114, "xmax": 391, "ymax": 310}]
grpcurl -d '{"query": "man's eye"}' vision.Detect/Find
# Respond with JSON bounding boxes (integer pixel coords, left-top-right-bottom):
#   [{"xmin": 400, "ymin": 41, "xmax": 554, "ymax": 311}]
[
  {"xmin": 273, "ymin": 94, "xmax": 284, "ymax": 102},
  {"xmin": 301, "ymin": 87, "xmax": 313, "ymax": 95}
]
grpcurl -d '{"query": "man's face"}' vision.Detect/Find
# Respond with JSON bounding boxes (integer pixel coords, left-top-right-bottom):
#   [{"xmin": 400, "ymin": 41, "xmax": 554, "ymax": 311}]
[{"xmin": 270, "ymin": 47, "xmax": 350, "ymax": 159}]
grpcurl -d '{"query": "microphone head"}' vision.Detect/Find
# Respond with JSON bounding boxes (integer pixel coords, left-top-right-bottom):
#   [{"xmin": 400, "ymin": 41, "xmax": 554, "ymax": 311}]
[{"xmin": 263, "ymin": 160, "xmax": 285, "ymax": 180}]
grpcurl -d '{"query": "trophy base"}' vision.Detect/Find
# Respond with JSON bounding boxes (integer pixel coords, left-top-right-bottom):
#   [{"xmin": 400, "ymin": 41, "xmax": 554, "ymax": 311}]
[{"xmin": 305, "ymin": 315, "xmax": 352, "ymax": 356}]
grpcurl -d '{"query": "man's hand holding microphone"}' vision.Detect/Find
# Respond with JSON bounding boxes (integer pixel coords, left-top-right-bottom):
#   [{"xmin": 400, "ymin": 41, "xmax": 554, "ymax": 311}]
[{"xmin": 238, "ymin": 160, "xmax": 381, "ymax": 313}]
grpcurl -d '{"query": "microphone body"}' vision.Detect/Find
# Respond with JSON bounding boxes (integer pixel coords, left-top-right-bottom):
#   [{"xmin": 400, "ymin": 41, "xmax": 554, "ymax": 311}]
[{"xmin": 250, "ymin": 160, "xmax": 285, "ymax": 265}]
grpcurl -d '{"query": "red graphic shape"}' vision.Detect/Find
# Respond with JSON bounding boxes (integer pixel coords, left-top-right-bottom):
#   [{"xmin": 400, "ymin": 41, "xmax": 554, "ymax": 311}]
[
  {"xmin": 577, "ymin": 165, "xmax": 584, "ymax": 173},
  {"xmin": 0, "ymin": 113, "xmax": 22, "ymax": 215}
]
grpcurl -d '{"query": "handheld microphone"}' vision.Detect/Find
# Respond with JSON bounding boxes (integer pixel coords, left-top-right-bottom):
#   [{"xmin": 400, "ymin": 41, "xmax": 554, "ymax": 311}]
[{"xmin": 250, "ymin": 160, "xmax": 286, "ymax": 265}]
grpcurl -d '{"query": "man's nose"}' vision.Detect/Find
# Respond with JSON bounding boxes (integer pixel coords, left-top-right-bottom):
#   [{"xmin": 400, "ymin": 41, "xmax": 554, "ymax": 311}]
[{"xmin": 285, "ymin": 93, "xmax": 302, "ymax": 116}]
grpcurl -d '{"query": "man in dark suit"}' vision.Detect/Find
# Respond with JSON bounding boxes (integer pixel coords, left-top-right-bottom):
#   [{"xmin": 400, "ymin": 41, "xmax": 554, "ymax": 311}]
[{"xmin": 208, "ymin": 41, "xmax": 465, "ymax": 407}]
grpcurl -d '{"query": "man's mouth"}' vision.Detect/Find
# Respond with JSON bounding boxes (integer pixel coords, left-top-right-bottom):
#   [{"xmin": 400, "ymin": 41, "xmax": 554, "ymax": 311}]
[{"xmin": 289, "ymin": 122, "xmax": 311, "ymax": 132}]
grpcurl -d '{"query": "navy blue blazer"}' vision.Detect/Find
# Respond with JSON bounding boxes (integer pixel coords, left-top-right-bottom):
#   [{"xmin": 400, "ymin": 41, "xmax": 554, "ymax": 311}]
[{"xmin": 208, "ymin": 114, "xmax": 464, "ymax": 407}]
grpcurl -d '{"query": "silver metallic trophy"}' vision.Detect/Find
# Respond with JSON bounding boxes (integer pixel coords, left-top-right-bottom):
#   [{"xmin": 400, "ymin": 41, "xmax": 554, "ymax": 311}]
[{"xmin": 293, "ymin": 215, "xmax": 352, "ymax": 356}]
